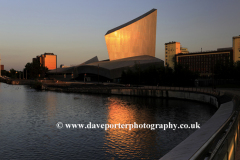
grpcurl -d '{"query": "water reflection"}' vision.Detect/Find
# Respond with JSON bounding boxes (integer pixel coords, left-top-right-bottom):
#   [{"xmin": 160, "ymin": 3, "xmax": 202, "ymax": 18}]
[
  {"xmin": 46, "ymin": 92, "xmax": 57, "ymax": 120},
  {"xmin": 104, "ymin": 97, "xmax": 159, "ymax": 159},
  {"xmin": 0, "ymin": 83, "xmax": 217, "ymax": 160}
]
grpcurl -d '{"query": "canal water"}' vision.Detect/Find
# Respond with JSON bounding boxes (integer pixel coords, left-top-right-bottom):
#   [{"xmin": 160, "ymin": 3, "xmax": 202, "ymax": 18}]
[{"xmin": 0, "ymin": 83, "xmax": 217, "ymax": 159}]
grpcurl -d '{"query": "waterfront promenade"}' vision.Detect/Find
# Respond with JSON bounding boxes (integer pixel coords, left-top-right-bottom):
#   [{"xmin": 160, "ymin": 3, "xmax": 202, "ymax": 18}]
[
  {"xmin": 1, "ymin": 77, "xmax": 240, "ymax": 159},
  {"xmin": 217, "ymin": 88, "xmax": 240, "ymax": 160},
  {"xmin": 39, "ymin": 82, "xmax": 240, "ymax": 159}
]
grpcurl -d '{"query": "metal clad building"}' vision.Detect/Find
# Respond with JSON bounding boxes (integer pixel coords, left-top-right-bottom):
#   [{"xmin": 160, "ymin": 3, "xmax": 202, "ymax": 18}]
[
  {"xmin": 48, "ymin": 9, "xmax": 164, "ymax": 82},
  {"xmin": 105, "ymin": 9, "xmax": 157, "ymax": 61}
]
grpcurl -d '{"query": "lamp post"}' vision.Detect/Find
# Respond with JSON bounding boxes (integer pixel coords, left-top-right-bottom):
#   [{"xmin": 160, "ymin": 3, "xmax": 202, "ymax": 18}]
[{"xmin": 98, "ymin": 64, "xmax": 99, "ymax": 84}]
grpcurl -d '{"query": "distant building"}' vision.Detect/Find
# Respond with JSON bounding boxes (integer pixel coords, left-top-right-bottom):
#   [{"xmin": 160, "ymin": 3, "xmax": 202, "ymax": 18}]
[
  {"xmin": 233, "ymin": 35, "xmax": 240, "ymax": 62},
  {"xmin": 60, "ymin": 64, "xmax": 70, "ymax": 68},
  {"xmin": 165, "ymin": 41, "xmax": 181, "ymax": 68},
  {"xmin": 165, "ymin": 35, "xmax": 240, "ymax": 76},
  {"xmin": 33, "ymin": 53, "xmax": 57, "ymax": 70},
  {"xmin": 0, "ymin": 65, "xmax": 3, "ymax": 77},
  {"xmin": 176, "ymin": 49, "xmax": 233, "ymax": 76},
  {"xmin": 180, "ymin": 47, "xmax": 189, "ymax": 54}
]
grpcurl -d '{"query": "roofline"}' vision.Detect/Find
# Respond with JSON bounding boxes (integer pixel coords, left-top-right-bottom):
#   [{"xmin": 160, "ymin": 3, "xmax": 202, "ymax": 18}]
[
  {"xmin": 175, "ymin": 49, "xmax": 233, "ymax": 57},
  {"xmin": 233, "ymin": 35, "xmax": 240, "ymax": 39},
  {"xmin": 105, "ymin": 8, "xmax": 157, "ymax": 35},
  {"xmin": 165, "ymin": 42, "xmax": 180, "ymax": 45}
]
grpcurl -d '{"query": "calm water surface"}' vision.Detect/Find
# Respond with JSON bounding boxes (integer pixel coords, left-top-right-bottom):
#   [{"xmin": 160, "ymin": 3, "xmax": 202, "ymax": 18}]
[{"xmin": 0, "ymin": 83, "xmax": 217, "ymax": 159}]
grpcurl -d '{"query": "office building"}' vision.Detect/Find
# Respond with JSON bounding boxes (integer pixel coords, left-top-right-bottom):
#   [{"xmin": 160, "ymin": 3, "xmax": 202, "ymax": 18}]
[
  {"xmin": 233, "ymin": 35, "xmax": 240, "ymax": 62},
  {"xmin": 180, "ymin": 47, "xmax": 189, "ymax": 54},
  {"xmin": 176, "ymin": 48, "xmax": 233, "ymax": 76},
  {"xmin": 165, "ymin": 35, "xmax": 240, "ymax": 76},
  {"xmin": 33, "ymin": 53, "xmax": 57, "ymax": 70},
  {"xmin": 165, "ymin": 41, "xmax": 181, "ymax": 68}
]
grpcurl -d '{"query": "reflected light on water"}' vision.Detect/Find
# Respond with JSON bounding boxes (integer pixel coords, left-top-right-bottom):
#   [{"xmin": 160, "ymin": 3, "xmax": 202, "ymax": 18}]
[
  {"xmin": 0, "ymin": 83, "xmax": 217, "ymax": 160},
  {"xmin": 46, "ymin": 92, "xmax": 57, "ymax": 120},
  {"xmin": 104, "ymin": 97, "xmax": 158, "ymax": 159}
]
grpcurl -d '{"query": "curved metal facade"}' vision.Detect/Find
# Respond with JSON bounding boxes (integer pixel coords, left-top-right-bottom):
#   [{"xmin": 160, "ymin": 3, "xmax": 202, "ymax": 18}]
[
  {"xmin": 48, "ymin": 55, "xmax": 164, "ymax": 80},
  {"xmin": 105, "ymin": 9, "xmax": 157, "ymax": 61}
]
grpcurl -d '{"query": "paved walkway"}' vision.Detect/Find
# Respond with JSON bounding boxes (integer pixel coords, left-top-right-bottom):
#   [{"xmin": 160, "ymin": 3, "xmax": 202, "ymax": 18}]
[
  {"xmin": 218, "ymin": 88, "xmax": 240, "ymax": 96},
  {"xmin": 217, "ymin": 88, "xmax": 240, "ymax": 160}
]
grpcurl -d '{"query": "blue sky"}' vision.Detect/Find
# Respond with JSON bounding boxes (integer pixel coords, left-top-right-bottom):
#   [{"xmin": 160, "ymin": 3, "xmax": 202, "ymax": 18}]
[{"xmin": 1, "ymin": 0, "xmax": 240, "ymax": 70}]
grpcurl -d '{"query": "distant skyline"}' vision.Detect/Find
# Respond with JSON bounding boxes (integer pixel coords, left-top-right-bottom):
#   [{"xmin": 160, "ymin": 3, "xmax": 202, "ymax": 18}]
[{"xmin": 1, "ymin": 0, "xmax": 240, "ymax": 71}]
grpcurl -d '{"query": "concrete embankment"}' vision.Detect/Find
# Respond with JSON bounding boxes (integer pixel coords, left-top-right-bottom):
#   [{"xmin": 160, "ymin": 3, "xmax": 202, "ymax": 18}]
[
  {"xmin": 43, "ymin": 84, "xmax": 240, "ymax": 160},
  {"xmin": 160, "ymin": 91, "xmax": 240, "ymax": 160},
  {"xmin": 3, "ymin": 78, "xmax": 238, "ymax": 159},
  {"xmin": 43, "ymin": 84, "xmax": 219, "ymax": 108},
  {"xmin": 11, "ymin": 80, "xmax": 35, "ymax": 85},
  {"xmin": 0, "ymin": 77, "xmax": 35, "ymax": 85}
]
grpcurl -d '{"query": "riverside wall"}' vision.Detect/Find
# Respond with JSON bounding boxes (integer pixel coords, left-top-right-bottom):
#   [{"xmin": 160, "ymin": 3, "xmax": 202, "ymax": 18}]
[
  {"xmin": 110, "ymin": 89, "xmax": 219, "ymax": 108},
  {"xmin": 44, "ymin": 86, "xmax": 219, "ymax": 108},
  {"xmin": 1, "ymin": 78, "xmax": 238, "ymax": 159},
  {"xmin": 0, "ymin": 78, "xmax": 35, "ymax": 85},
  {"xmin": 44, "ymin": 85, "xmax": 239, "ymax": 160}
]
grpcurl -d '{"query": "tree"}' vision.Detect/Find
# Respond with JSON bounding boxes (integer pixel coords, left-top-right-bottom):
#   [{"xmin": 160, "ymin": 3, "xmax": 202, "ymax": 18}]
[
  {"xmin": 234, "ymin": 61, "xmax": 240, "ymax": 80},
  {"xmin": 9, "ymin": 68, "xmax": 17, "ymax": 79},
  {"xmin": 120, "ymin": 63, "xmax": 198, "ymax": 87},
  {"xmin": 173, "ymin": 63, "xmax": 199, "ymax": 86},
  {"xmin": 214, "ymin": 59, "xmax": 234, "ymax": 80},
  {"xmin": 24, "ymin": 61, "xmax": 48, "ymax": 79}
]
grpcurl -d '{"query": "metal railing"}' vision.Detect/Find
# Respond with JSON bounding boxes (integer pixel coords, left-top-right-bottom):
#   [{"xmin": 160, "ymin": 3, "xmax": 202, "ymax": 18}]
[
  {"xmin": 188, "ymin": 111, "xmax": 239, "ymax": 160},
  {"xmin": 42, "ymin": 83, "xmax": 222, "ymax": 97},
  {"xmin": 208, "ymin": 111, "xmax": 239, "ymax": 160},
  {"xmin": 42, "ymin": 83, "xmax": 240, "ymax": 159}
]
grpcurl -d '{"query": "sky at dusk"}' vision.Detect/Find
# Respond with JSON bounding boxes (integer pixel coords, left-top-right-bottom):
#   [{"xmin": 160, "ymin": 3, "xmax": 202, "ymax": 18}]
[{"xmin": 1, "ymin": 0, "xmax": 240, "ymax": 71}]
